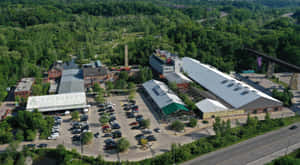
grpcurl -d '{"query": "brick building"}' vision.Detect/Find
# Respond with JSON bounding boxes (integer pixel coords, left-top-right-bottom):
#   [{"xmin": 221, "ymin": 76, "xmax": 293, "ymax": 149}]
[{"xmin": 14, "ymin": 78, "xmax": 35, "ymax": 99}]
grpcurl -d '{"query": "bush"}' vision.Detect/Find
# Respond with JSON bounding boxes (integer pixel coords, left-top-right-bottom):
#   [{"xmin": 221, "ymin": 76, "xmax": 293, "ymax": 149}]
[
  {"xmin": 15, "ymin": 129, "xmax": 24, "ymax": 141},
  {"xmin": 71, "ymin": 111, "xmax": 80, "ymax": 121},
  {"xmin": 188, "ymin": 118, "xmax": 198, "ymax": 128},
  {"xmin": 139, "ymin": 119, "xmax": 150, "ymax": 129},
  {"xmin": 170, "ymin": 120, "xmax": 185, "ymax": 132},
  {"xmin": 202, "ymin": 120, "xmax": 209, "ymax": 124},
  {"xmin": 81, "ymin": 132, "xmax": 93, "ymax": 145},
  {"xmin": 117, "ymin": 138, "xmax": 130, "ymax": 152}
]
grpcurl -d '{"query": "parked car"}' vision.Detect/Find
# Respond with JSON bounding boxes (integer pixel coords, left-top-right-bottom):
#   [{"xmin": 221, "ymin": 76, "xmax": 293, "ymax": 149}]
[
  {"xmin": 136, "ymin": 115, "xmax": 144, "ymax": 122},
  {"xmin": 72, "ymin": 129, "xmax": 81, "ymax": 134},
  {"xmin": 81, "ymin": 115, "xmax": 88, "ymax": 122},
  {"xmin": 122, "ymin": 104, "xmax": 128, "ymax": 107},
  {"xmin": 112, "ymin": 131, "xmax": 122, "ymax": 138},
  {"xmin": 103, "ymin": 133, "xmax": 112, "ymax": 137},
  {"xmin": 109, "ymin": 116, "xmax": 116, "ymax": 122},
  {"xmin": 135, "ymin": 134, "xmax": 145, "ymax": 140},
  {"xmin": 143, "ymin": 129, "xmax": 152, "ymax": 134},
  {"xmin": 98, "ymin": 108, "xmax": 106, "ymax": 112},
  {"xmin": 290, "ymin": 125, "xmax": 298, "ymax": 130},
  {"xmin": 112, "ymin": 123, "xmax": 120, "ymax": 129},
  {"xmin": 124, "ymin": 107, "xmax": 130, "ymax": 111},
  {"xmin": 129, "ymin": 122, "xmax": 139, "ymax": 126},
  {"xmin": 102, "ymin": 125, "xmax": 110, "ymax": 129},
  {"xmin": 132, "ymin": 107, "xmax": 139, "ymax": 112},
  {"xmin": 38, "ymin": 143, "xmax": 48, "ymax": 148},
  {"xmin": 127, "ymin": 112, "xmax": 135, "ymax": 118},
  {"xmin": 154, "ymin": 128, "xmax": 161, "ymax": 133},
  {"xmin": 107, "ymin": 109, "xmax": 115, "ymax": 113},
  {"xmin": 131, "ymin": 126, "xmax": 140, "ymax": 130},
  {"xmin": 72, "ymin": 135, "xmax": 81, "ymax": 141},
  {"xmin": 146, "ymin": 135, "xmax": 157, "ymax": 141},
  {"xmin": 27, "ymin": 144, "xmax": 36, "ymax": 148}
]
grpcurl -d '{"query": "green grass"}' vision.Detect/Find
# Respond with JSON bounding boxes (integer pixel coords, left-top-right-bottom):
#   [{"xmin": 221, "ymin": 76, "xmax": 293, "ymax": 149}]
[{"xmin": 269, "ymin": 77, "xmax": 289, "ymax": 89}]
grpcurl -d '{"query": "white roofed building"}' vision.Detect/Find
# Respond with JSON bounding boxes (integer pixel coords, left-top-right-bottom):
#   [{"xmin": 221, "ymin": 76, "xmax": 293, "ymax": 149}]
[
  {"xmin": 26, "ymin": 92, "xmax": 90, "ymax": 112},
  {"xmin": 196, "ymin": 99, "xmax": 244, "ymax": 119},
  {"xmin": 182, "ymin": 57, "xmax": 282, "ymax": 114},
  {"xmin": 142, "ymin": 80, "xmax": 189, "ymax": 116}
]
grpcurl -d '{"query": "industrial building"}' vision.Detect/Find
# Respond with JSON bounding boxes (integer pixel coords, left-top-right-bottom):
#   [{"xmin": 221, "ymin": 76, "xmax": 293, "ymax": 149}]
[
  {"xmin": 48, "ymin": 61, "xmax": 63, "ymax": 81},
  {"xmin": 164, "ymin": 72, "xmax": 192, "ymax": 89},
  {"xmin": 14, "ymin": 78, "xmax": 35, "ymax": 99},
  {"xmin": 142, "ymin": 80, "xmax": 189, "ymax": 116},
  {"xmin": 182, "ymin": 57, "xmax": 282, "ymax": 114},
  {"xmin": 26, "ymin": 92, "xmax": 89, "ymax": 112},
  {"xmin": 58, "ymin": 69, "xmax": 84, "ymax": 94},
  {"xmin": 149, "ymin": 49, "xmax": 181, "ymax": 75},
  {"xmin": 83, "ymin": 67, "xmax": 109, "ymax": 88},
  {"xmin": 196, "ymin": 99, "xmax": 244, "ymax": 119}
]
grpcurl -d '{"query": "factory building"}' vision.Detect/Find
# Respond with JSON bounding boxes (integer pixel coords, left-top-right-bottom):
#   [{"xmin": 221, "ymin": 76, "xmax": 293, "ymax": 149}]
[
  {"xmin": 196, "ymin": 99, "xmax": 244, "ymax": 119},
  {"xmin": 83, "ymin": 67, "xmax": 109, "ymax": 88},
  {"xmin": 58, "ymin": 69, "xmax": 84, "ymax": 94},
  {"xmin": 142, "ymin": 80, "xmax": 189, "ymax": 116},
  {"xmin": 26, "ymin": 92, "xmax": 89, "ymax": 113},
  {"xmin": 164, "ymin": 72, "xmax": 192, "ymax": 89},
  {"xmin": 149, "ymin": 49, "xmax": 181, "ymax": 75},
  {"xmin": 182, "ymin": 57, "xmax": 282, "ymax": 114},
  {"xmin": 14, "ymin": 78, "xmax": 35, "ymax": 99}
]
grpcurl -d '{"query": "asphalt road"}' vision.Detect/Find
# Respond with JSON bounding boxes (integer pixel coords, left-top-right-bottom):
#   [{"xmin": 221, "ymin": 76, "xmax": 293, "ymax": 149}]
[{"xmin": 182, "ymin": 123, "xmax": 300, "ymax": 165}]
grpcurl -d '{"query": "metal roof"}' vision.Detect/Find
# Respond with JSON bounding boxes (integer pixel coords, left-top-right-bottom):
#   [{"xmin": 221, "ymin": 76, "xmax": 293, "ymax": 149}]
[
  {"xmin": 142, "ymin": 80, "xmax": 185, "ymax": 109},
  {"xmin": 196, "ymin": 99, "xmax": 228, "ymax": 113},
  {"xmin": 26, "ymin": 92, "xmax": 89, "ymax": 112},
  {"xmin": 58, "ymin": 69, "xmax": 84, "ymax": 94},
  {"xmin": 182, "ymin": 57, "xmax": 282, "ymax": 109},
  {"xmin": 165, "ymin": 72, "xmax": 192, "ymax": 84}
]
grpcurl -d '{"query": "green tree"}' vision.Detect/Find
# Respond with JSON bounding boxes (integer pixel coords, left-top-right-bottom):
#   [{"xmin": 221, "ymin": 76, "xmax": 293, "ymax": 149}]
[
  {"xmin": 140, "ymin": 119, "xmax": 150, "ymax": 129},
  {"xmin": 81, "ymin": 132, "xmax": 93, "ymax": 145},
  {"xmin": 170, "ymin": 120, "xmax": 185, "ymax": 132},
  {"xmin": 25, "ymin": 129, "xmax": 36, "ymax": 141},
  {"xmin": 119, "ymin": 71, "xmax": 129, "ymax": 81},
  {"xmin": 188, "ymin": 118, "xmax": 198, "ymax": 128},
  {"xmin": 95, "ymin": 94, "xmax": 105, "ymax": 104},
  {"xmin": 116, "ymin": 138, "xmax": 130, "ymax": 152},
  {"xmin": 71, "ymin": 111, "xmax": 80, "ymax": 121},
  {"xmin": 15, "ymin": 129, "xmax": 24, "ymax": 141}
]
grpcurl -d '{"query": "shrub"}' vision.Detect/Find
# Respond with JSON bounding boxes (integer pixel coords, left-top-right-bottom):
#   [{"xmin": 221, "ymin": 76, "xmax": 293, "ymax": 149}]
[
  {"xmin": 188, "ymin": 118, "xmax": 198, "ymax": 128},
  {"xmin": 117, "ymin": 138, "xmax": 130, "ymax": 152},
  {"xmin": 81, "ymin": 132, "xmax": 93, "ymax": 145},
  {"xmin": 170, "ymin": 120, "xmax": 185, "ymax": 132}
]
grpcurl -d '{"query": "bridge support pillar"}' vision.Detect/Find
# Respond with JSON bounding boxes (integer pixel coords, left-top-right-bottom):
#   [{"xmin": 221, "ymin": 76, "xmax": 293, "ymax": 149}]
[
  {"xmin": 289, "ymin": 73, "xmax": 298, "ymax": 90},
  {"xmin": 266, "ymin": 62, "xmax": 275, "ymax": 78}
]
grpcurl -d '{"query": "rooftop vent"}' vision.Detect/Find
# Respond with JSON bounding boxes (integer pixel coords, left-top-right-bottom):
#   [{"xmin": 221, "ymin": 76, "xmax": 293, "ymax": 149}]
[
  {"xmin": 241, "ymin": 91, "xmax": 249, "ymax": 95},
  {"xmin": 227, "ymin": 83, "xmax": 234, "ymax": 87},
  {"xmin": 221, "ymin": 80, "xmax": 228, "ymax": 84}
]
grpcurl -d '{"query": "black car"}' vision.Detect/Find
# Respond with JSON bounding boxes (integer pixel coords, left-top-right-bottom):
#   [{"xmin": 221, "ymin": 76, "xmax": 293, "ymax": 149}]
[
  {"xmin": 131, "ymin": 126, "xmax": 140, "ymax": 130},
  {"xmin": 103, "ymin": 133, "xmax": 112, "ymax": 137},
  {"xmin": 107, "ymin": 109, "xmax": 115, "ymax": 113},
  {"xmin": 135, "ymin": 134, "xmax": 145, "ymax": 140},
  {"xmin": 98, "ymin": 108, "xmax": 106, "ymax": 112},
  {"xmin": 290, "ymin": 125, "xmax": 298, "ymax": 130},
  {"xmin": 124, "ymin": 107, "xmax": 130, "ymax": 111},
  {"xmin": 72, "ymin": 129, "xmax": 81, "ymax": 134},
  {"xmin": 112, "ymin": 131, "xmax": 122, "ymax": 138},
  {"xmin": 38, "ymin": 143, "xmax": 48, "ymax": 148},
  {"xmin": 72, "ymin": 135, "xmax": 81, "ymax": 141},
  {"xmin": 127, "ymin": 112, "xmax": 135, "ymax": 118},
  {"xmin": 81, "ymin": 115, "xmax": 88, "ymax": 122},
  {"xmin": 136, "ymin": 115, "xmax": 144, "ymax": 122},
  {"xmin": 27, "ymin": 144, "xmax": 36, "ymax": 148},
  {"xmin": 109, "ymin": 116, "xmax": 116, "ymax": 122},
  {"xmin": 81, "ymin": 125, "xmax": 89, "ymax": 131},
  {"xmin": 112, "ymin": 123, "xmax": 120, "ymax": 129},
  {"xmin": 146, "ymin": 135, "xmax": 157, "ymax": 141}
]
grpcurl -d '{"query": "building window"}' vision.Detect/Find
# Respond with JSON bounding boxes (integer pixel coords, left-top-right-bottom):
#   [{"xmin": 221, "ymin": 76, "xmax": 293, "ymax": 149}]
[
  {"xmin": 253, "ymin": 110, "xmax": 257, "ymax": 114},
  {"xmin": 274, "ymin": 107, "xmax": 279, "ymax": 111},
  {"xmin": 263, "ymin": 108, "xmax": 268, "ymax": 113}
]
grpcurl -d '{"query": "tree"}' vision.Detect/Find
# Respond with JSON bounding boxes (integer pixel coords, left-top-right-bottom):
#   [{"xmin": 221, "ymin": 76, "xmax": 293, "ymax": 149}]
[
  {"xmin": 119, "ymin": 71, "xmax": 129, "ymax": 81},
  {"xmin": 188, "ymin": 118, "xmax": 198, "ymax": 128},
  {"xmin": 170, "ymin": 120, "xmax": 185, "ymax": 132},
  {"xmin": 93, "ymin": 83, "xmax": 103, "ymax": 94},
  {"xmin": 116, "ymin": 138, "xmax": 130, "ymax": 152},
  {"xmin": 128, "ymin": 91, "xmax": 136, "ymax": 101},
  {"xmin": 140, "ymin": 119, "xmax": 150, "ymax": 129},
  {"xmin": 99, "ymin": 113, "xmax": 109, "ymax": 124},
  {"xmin": 71, "ymin": 111, "xmax": 80, "ymax": 121},
  {"xmin": 140, "ymin": 138, "xmax": 148, "ymax": 148},
  {"xmin": 95, "ymin": 94, "xmax": 105, "ymax": 104},
  {"xmin": 15, "ymin": 129, "xmax": 24, "ymax": 141},
  {"xmin": 25, "ymin": 129, "xmax": 36, "ymax": 141},
  {"xmin": 106, "ymin": 81, "xmax": 114, "ymax": 91},
  {"xmin": 81, "ymin": 132, "xmax": 93, "ymax": 145}
]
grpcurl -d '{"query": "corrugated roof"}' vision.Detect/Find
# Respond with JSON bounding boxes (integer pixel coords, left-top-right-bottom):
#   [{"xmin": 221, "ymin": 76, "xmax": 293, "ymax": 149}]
[
  {"xmin": 165, "ymin": 72, "xmax": 192, "ymax": 84},
  {"xmin": 58, "ymin": 69, "xmax": 84, "ymax": 94},
  {"xmin": 196, "ymin": 99, "xmax": 228, "ymax": 113},
  {"xmin": 142, "ymin": 80, "xmax": 185, "ymax": 108},
  {"xmin": 182, "ymin": 57, "xmax": 282, "ymax": 109},
  {"xmin": 162, "ymin": 103, "xmax": 189, "ymax": 115},
  {"xmin": 26, "ymin": 92, "xmax": 89, "ymax": 112}
]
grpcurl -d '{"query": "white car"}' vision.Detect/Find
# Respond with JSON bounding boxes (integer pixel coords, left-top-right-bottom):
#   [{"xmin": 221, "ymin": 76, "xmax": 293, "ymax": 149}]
[{"xmin": 48, "ymin": 135, "xmax": 58, "ymax": 140}]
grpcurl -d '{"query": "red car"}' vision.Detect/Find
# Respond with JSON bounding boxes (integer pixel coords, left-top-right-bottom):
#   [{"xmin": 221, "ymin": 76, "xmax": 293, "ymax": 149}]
[
  {"xmin": 129, "ymin": 122, "xmax": 139, "ymax": 126},
  {"xmin": 132, "ymin": 107, "xmax": 139, "ymax": 112},
  {"xmin": 102, "ymin": 125, "xmax": 110, "ymax": 129}
]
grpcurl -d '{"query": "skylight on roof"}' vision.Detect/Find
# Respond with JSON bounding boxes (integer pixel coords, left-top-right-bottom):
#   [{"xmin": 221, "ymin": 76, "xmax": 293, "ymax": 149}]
[
  {"xmin": 241, "ymin": 91, "xmax": 249, "ymax": 95},
  {"xmin": 227, "ymin": 83, "xmax": 234, "ymax": 87},
  {"xmin": 221, "ymin": 80, "xmax": 228, "ymax": 84},
  {"xmin": 234, "ymin": 87, "xmax": 242, "ymax": 91}
]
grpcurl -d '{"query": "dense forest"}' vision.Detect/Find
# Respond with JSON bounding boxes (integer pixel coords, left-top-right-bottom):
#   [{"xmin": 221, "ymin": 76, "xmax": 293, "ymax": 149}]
[{"xmin": 0, "ymin": 0, "xmax": 299, "ymax": 102}]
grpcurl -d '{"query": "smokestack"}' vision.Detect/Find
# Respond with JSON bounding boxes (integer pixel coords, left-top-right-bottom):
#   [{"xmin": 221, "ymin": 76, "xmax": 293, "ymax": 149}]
[{"xmin": 125, "ymin": 45, "xmax": 128, "ymax": 67}]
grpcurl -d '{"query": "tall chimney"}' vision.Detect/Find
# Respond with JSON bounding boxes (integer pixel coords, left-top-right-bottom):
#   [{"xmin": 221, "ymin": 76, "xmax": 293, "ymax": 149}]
[{"xmin": 125, "ymin": 45, "xmax": 128, "ymax": 67}]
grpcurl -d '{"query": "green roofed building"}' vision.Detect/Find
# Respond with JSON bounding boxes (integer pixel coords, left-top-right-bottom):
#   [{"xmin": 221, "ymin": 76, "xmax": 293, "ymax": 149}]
[{"xmin": 142, "ymin": 80, "xmax": 189, "ymax": 116}]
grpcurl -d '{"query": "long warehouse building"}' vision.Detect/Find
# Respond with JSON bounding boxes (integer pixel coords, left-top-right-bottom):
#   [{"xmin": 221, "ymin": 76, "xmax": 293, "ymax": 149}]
[
  {"xmin": 26, "ymin": 92, "xmax": 90, "ymax": 112},
  {"xmin": 182, "ymin": 57, "xmax": 282, "ymax": 113}
]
